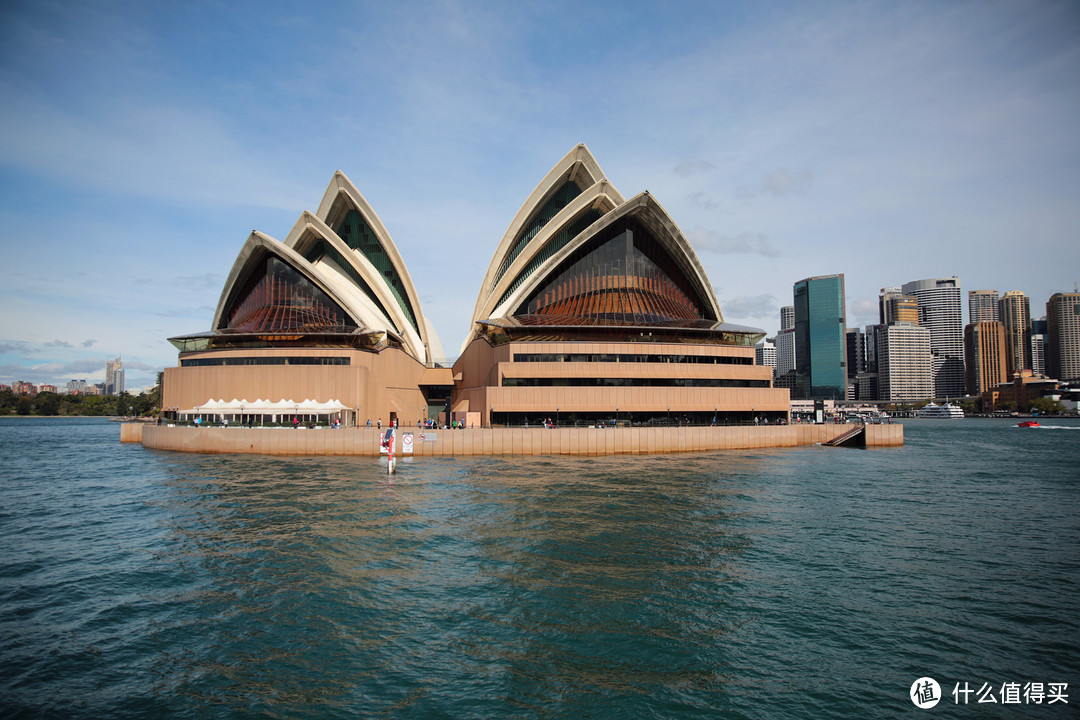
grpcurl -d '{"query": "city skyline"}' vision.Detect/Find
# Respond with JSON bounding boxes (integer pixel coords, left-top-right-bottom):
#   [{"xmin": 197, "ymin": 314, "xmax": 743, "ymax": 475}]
[{"xmin": 2, "ymin": 1, "xmax": 1079, "ymax": 390}]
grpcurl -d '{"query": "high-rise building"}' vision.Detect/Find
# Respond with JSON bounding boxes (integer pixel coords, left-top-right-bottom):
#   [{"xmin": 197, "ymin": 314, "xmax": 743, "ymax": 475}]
[
  {"xmin": 968, "ymin": 290, "xmax": 1000, "ymax": 323},
  {"xmin": 876, "ymin": 324, "xmax": 933, "ymax": 402},
  {"xmin": 964, "ymin": 321, "xmax": 1007, "ymax": 395},
  {"xmin": 1031, "ymin": 317, "xmax": 1047, "ymax": 376},
  {"xmin": 998, "ymin": 291, "xmax": 1031, "ymax": 378},
  {"xmin": 105, "ymin": 356, "xmax": 125, "ymax": 395},
  {"xmin": 1046, "ymin": 293, "xmax": 1080, "ymax": 382},
  {"xmin": 793, "ymin": 274, "xmax": 847, "ymax": 400},
  {"xmin": 774, "ymin": 306, "xmax": 796, "ymax": 379},
  {"xmin": 879, "ymin": 287, "xmax": 919, "ymax": 325},
  {"xmin": 846, "ymin": 328, "xmax": 865, "ymax": 378},
  {"xmin": 901, "ymin": 277, "xmax": 964, "ymax": 398},
  {"xmin": 780, "ymin": 305, "xmax": 795, "ymax": 331},
  {"xmin": 774, "ymin": 329, "xmax": 795, "ymax": 378},
  {"xmin": 755, "ymin": 339, "xmax": 777, "ymax": 370}
]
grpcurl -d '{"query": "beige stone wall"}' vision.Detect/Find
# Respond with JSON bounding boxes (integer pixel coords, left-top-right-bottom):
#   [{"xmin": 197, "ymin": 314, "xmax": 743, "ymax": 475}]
[
  {"xmin": 161, "ymin": 347, "xmax": 433, "ymax": 428},
  {"xmin": 452, "ymin": 338, "xmax": 790, "ymax": 423},
  {"xmin": 135, "ymin": 422, "xmax": 902, "ymax": 456}
]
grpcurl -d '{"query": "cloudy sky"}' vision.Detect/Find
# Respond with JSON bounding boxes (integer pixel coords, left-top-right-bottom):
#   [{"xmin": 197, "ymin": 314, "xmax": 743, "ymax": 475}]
[{"xmin": 1, "ymin": 0, "xmax": 1078, "ymax": 390}]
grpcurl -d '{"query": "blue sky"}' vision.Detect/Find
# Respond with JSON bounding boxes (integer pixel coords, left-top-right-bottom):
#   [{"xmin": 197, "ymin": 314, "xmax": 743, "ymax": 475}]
[{"xmin": 1, "ymin": 0, "xmax": 1078, "ymax": 390}]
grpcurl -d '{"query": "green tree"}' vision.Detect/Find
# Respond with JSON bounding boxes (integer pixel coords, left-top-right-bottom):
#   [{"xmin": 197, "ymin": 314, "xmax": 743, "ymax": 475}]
[
  {"xmin": 1029, "ymin": 397, "xmax": 1065, "ymax": 415},
  {"xmin": 16, "ymin": 397, "xmax": 32, "ymax": 415},
  {"xmin": 35, "ymin": 392, "xmax": 61, "ymax": 416}
]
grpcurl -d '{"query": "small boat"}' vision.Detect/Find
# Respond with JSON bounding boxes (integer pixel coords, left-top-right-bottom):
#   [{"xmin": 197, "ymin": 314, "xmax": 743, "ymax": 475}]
[
  {"xmin": 916, "ymin": 402, "xmax": 965, "ymax": 419},
  {"xmin": 1018, "ymin": 420, "xmax": 1040, "ymax": 428}
]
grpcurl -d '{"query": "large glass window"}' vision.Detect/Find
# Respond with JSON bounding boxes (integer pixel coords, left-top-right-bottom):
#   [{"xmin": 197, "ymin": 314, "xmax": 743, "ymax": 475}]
[
  {"xmin": 221, "ymin": 255, "xmax": 353, "ymax": 333},
  {"xmin": 501, "ymin": 377, "xmax": 769, "ymax": 388},
  {"xmin": 515, "ymin": 219, "xmax": 712, "ymax": 324},
  {"xmin": 333, "ymin": 209, "xmax": 419, "ymax": 334},
  {"xmin": 493, "ymin": 179, "xmax": 583, "ymax": 288},
  {"xmin": 303, "ymin": 239, "xmax": 394, "ymax": 332},
  {"xmin": 495, "ymin": 207, "xmax": 603, "ymax": 311}
]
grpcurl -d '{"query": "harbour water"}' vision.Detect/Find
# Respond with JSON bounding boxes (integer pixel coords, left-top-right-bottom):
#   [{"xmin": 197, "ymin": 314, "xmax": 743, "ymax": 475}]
[{"xmin": 1, "ymin": 416, "xmax": 1077, "ymax": 718}]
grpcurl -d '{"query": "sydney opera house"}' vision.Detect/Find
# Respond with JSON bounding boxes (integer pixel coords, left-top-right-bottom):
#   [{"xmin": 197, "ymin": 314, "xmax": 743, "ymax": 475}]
[{"xmin": 162, "ymin": 145, "xmax": 790, "ymax": 428}]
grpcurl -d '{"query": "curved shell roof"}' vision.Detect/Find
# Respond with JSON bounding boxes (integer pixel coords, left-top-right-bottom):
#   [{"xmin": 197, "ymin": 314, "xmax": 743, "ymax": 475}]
[
  {"xmin": 210, "ymin": 173, "xmax": 443, "ymax": 365},
  {"xmin": 463, "ymin": 144, "xmax": 726, "ymax": 352}
]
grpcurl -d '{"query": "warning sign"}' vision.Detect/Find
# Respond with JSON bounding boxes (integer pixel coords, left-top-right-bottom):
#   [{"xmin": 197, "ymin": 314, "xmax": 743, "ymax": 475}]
[{"xmin": 402, "ymin": 432, "xmax": 414, "ymax": 454}]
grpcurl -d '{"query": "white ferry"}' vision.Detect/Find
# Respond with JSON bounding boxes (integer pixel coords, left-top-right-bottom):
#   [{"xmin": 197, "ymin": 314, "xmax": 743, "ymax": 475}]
[{"xmin": 916, "ymin": 402, "xmax": 965, "ymax": 419}]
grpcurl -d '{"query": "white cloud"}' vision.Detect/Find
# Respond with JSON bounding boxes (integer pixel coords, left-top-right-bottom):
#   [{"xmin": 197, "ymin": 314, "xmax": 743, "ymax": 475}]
[
  {"xmin": 688, "ymin": 227, "xmax": 781, "ymax": 258},
  {"xmin": 719, "ymin": 294, "xmax": 778, "ymax": 321}
]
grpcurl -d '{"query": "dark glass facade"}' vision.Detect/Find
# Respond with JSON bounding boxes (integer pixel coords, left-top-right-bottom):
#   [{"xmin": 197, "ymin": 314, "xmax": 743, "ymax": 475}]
[
  {"xmin": 794, "ymin": 275, "xmax": 847, "ymax": 399},
  {"xmin": 493, "ymin": 179, "xmax": 583, "ymax": 288},
  {"xmin": 180, "ymin": 356, "xmax": 351, "ymax": 367},
  {"xmin": 515, "ymin": 219, "xmax": 712, "ymax": 325},
  {"xmin": 302, "ymin": 238, "xmax": 396, "ymax": 332},
  {"xmin": 495, "ymin": 207, "xmax": 604, "ymax": 311},
  {"xmin": 513, "ymin": 352, "xmax": 751, "ymax": 365},
  {"xmin": 333, "ymin": 209, "xmax": 418, "ymax": 334},
  {"xmin": 222, "ymin": 255, "xmax": 353, "ymax": 333}
]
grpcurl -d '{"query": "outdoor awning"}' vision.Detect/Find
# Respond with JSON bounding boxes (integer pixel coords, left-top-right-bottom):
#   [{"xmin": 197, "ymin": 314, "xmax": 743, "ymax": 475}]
[{"xmin": 179, "ymin": 398, "xmax": 351, "ymax": 415}]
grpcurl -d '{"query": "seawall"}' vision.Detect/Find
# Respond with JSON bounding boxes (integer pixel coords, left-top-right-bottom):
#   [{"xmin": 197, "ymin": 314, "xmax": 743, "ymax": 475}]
[{"xmin": 124, "ymin": 423, "xmax": 903, "ymax": 456}]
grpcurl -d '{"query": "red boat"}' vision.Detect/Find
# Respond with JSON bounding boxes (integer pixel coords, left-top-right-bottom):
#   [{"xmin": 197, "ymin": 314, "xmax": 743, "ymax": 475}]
[{"xmin": 1018, "ymin": 420, "xmax": 1040, "ymax": 428}]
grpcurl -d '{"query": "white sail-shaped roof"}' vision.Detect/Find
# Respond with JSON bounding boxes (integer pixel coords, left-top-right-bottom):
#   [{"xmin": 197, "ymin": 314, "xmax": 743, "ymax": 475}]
[
  {"xmin": 205, "ymin": 173, "xmax": 443, "ymax": 365},
  {"xmin": 462, "ymin": 144, "xmax": 727, "ymax": 351}
]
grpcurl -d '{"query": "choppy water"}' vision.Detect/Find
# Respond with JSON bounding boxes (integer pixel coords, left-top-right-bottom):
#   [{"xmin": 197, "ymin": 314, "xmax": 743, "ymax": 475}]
[{"xmin": 1, "ymin": 417, "xmax": 1077, "ymax": 718}]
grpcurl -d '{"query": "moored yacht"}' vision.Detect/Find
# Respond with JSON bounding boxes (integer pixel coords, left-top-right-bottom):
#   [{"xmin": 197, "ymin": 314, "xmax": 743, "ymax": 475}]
[{"xmin": 916, "ymin": 402, "xmax": 965, "ymax": 419}]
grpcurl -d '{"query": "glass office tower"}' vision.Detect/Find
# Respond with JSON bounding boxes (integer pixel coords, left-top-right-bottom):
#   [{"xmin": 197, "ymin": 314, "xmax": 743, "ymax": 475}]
[{"xmin": 794, "ymin": 274, "xmax": 848, "ymax": 400}]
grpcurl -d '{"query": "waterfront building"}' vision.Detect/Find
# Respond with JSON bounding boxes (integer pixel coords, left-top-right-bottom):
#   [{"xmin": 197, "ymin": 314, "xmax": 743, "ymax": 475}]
[
  {"xmin": 901, "ymin": 277, "xmax": 964, "ymax": 398},
  {"xmin": 964, "ymin": 321, "xmax": 1007, "ymax": 397},
  {"xmin": 998, "ymin": 291, "xmax": 1032, "ymax": 378},
  {"xmin": 162, "ymin": 171, "xmax": 453, "ymax": 428},
  {"xmin": 456, "ymin": 145, "xmax": 789, "ymax": 426},
  {"xmin": 1046, "ymin": 292, "xmax": 1080, "ymax": 382},
  {"xmin": 39, "ymin": 384, "xmax": 58, "ymax": 394},
  {"xmin": 982, "ymin": 370, "xmax": 1062, "ymax": 413},
  {"xmin": 1031, "ymin": 317, "xmax": 1047, "ymax": 377},
  {"xmin": 160, "ymin": 148, "xmax": 791, "ymax": 429},
  {"xmin": 876, "ymin": 323, "xmax": 933, "ymax": 403},
  {"xmin": 66, "ymin": 379, "xmax": 88, "ymax": 394},
  {"xmin": 793, "ymin": 274, "xmax": 847, "ymax": 400},
  {"xmin": 756, "ymin": 339, "xmax": 777, "ymax": 370},
  {"xmin": 968, "ymin": 290, "xmax": 1000, "ymax": 323}
]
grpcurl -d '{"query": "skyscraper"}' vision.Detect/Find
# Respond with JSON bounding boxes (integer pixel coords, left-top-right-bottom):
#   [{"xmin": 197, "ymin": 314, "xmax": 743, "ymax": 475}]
[
  {"xmin": 879, "ymin": 287, "xmax": 919, "ymax": 325},
  {"xmin": 755, "ymin": 339, "xmax": 777, "ymax": 370},
  {"xmin": 1031, "ymin": 317, "xmax": 1047, "ymax": 376},
  {"xmin": 964, "ymin": 321, "xmax": 1007, "ymax": 395},
  {"xmin": 793, "ymin": 274, "xmax": 847, "ymax": 400},
  {"xmin": 902, "ymin": 277, "xmax": 964, "ymax": 398},
  {"xmin": 998, "ymin": 291, "xmax": 1031, "ymax": 378},
  {"xmin": 876, "ymin": 323, "xmax": 933, "ymax": 402},
  {"xmin": 1046, "ymin": 293, "xmax": 1080, "ymax": 382},
  {"xmin": 775, "ymin": 306, "xmax": 796, "ymax": 379},
  {"xmin": 105, "ymin": 356, "xmax": 124, "ymax": 396},
  {"xmin": 968, "ymin": 290, "xmax": 999, "ymax": 323},
  {"xmin": 780, "ymin": 305, "xmax": 795, "ymax": 331}
]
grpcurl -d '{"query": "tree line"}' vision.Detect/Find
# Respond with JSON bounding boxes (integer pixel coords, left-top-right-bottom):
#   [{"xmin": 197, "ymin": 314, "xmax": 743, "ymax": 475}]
[{"xmin": 0, "ymin": 388, "xmax": 161, "ymax": 417}]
